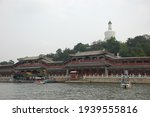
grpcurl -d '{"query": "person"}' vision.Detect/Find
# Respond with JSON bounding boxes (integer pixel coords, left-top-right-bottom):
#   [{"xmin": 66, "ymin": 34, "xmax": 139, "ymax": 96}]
[{"xmin": 121, "ymin": 77, "xmax": 125, "ymax": 84}]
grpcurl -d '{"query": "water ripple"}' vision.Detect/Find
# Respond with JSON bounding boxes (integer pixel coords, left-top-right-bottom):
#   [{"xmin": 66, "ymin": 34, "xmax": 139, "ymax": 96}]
[{"xmin": 0, "ymin": 83, "xmax": 149, "ymax": 100}]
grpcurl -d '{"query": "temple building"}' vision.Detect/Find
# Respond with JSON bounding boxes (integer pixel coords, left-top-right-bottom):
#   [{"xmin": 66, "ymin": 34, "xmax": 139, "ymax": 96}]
[
  {"xmin": 0, "ymin": 64, "xmax": 14, "ymax": 81},
  {"xmin": 14, "ymin": 55, "xmax": 65, "ymax": 79},
  {"xmin": 0, "ymin": 50, "xmax": 150, "ymax": 80},
  {"xmin": 0, "ymin": 64, "xmax": 14, "ymax": 77},
  {"xmin": 66, "ymin": 50, "xmax": 150, "ymax": 77},
  {"xmin": 8, "ymin": 50, "xmax": 150, "ymax": 79},
  {"xmin": 65, "ymin": 50, "xmax": 113, "ymax": 77}
]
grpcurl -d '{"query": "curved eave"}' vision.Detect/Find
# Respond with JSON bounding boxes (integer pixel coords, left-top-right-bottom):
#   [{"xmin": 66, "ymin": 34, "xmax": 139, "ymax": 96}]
[{"xmin": 109, "ymin": 65, "xmax": 150, "ymax": 69}]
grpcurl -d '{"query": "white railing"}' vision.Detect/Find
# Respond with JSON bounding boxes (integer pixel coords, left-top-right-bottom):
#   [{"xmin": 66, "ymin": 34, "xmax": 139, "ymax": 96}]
[
  {"xmin": 50, "ymin": 75, "xmax": 70, "ymax": 79},
  {"xmin": 83, "ymin": 74, "xmax": 150, "ymax": 79},
  {"xmin": 0, "ymin": 76, "xmax": 13, "ymax": 81},
  {"xmin": 48, "ymin": 74, "xmax": 150, "ymax": 79}
]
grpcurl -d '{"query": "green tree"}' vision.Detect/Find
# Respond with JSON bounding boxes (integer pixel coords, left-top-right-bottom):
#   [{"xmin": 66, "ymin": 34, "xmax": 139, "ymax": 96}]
[
  {"xmin": 126, "ymin": 35, "xmax": 150, "ymax": 56},
  {"xmin": 54, "ymin": 48, "xmax": 63, "ymax": 61},
  {"xmin": 119, "ymin": 43, "xmax": 130, "ymax": 57},
  {"xmin": 47, "ymin": 34, "xmax": 150, "ymax": 61},
  {"xmin": 73, "ymin": 43, "xmax": 89, "ymax": 52},
  {"xmin": 102, "ymin": 37, "xmax": 121, "ymax": 55},
  {"xmin": 46, "ymin": 53, "xmax": 55, "ymax": 59},
  {"xmin": 90, "ymin": 40, "xmax": 104, "ymax": 51},
  {"xmin": 62, "ymin": 48, "xmax": 73, "ymax": 61}
]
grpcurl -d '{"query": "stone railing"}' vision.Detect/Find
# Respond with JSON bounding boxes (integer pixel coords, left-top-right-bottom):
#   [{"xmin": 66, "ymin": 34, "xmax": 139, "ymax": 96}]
[
  {"xmin": 49, "ymin": 74, "xmax": 150, "ymax": 79},
  {"xmin": 83, "ymin": 74, "xmax": 150, "ymax": 79},
  {"xmin": 50, "ymin": 75, "xmax": 70, "ymax": 79},
  {"xmin": 0, "ymin": 76, "xmax": 13, "ymax": 81}
]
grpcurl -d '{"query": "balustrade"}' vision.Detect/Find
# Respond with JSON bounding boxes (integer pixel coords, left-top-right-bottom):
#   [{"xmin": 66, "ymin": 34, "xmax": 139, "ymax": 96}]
[{"xmin": 82, "ymin": 74, "xmax": 150, "ymax": 79}]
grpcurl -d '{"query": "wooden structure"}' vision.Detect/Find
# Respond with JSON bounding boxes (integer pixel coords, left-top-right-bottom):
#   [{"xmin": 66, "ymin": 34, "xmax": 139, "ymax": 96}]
[
  {"xmin": 65, "ymin": 50, "xmax": 150, "ymax": 77},
  {"xmin": 0, "ymin": 64, "xmax": 14, "ymax": 77},
  {"xmin": 0, "ymin": 50, "xmax": 150, "ymax": 80}
]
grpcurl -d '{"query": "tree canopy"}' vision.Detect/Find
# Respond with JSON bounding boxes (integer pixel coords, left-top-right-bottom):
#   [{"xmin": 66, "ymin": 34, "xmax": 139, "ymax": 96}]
[
  {"xmin": 46, "ymin": 34, "xmax": 150, "ymax": 61},
  {"xmin": 1, "ymin": 34, "xmax": 149, "ymax": 63}
]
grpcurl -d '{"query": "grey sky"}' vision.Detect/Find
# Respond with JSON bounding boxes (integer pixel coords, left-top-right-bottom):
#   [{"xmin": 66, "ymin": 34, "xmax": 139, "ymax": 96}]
[{"xmin": 0, "ymin": 0, "xmax": 150, "ymax": 62}]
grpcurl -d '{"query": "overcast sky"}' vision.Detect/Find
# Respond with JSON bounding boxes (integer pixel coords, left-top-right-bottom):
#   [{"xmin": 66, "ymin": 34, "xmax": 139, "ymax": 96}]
[{"xmin": 0, "ymin": 0, "xmax": 150, "ymax": 62}]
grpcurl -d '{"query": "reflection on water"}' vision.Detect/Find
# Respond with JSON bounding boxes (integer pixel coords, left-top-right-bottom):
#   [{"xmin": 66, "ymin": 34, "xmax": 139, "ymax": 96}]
[{"xmin": 0, "ymin": 83, "xmax": 149, "ymax": 100}]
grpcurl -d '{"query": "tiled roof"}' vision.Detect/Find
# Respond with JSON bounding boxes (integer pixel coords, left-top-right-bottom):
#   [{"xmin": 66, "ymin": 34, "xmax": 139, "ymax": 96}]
[
  {"xmin": 41, "ymin": 58, "xmax": 54, "ymax": 63},
  {"xmin": 18, "ymin": 56, "xmax": 40, "ymax": 61},
  {"xmin": 70, "ymin": 50, "xmax": 110, "ymax": 57},
  {"xmin": 18, "ymin": 55, "xmax": 54, "ymax": 63}
]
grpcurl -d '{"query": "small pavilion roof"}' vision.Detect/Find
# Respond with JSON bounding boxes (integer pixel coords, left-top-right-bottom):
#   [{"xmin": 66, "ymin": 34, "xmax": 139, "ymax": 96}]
[
  {"xmin": 17, "ymin": 55, "xmax": 64, "ymax": 65},
  {"xmin": 17, "ymin": 55, "xmax": 54, "ymax": 63},
  {"xmin": 18, "ymin": 56, "xmax": 40, "ymax": 61}
]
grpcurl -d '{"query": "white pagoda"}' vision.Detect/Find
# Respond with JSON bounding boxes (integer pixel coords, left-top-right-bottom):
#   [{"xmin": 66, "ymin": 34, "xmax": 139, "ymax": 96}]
[{"xmin": 104, "ymin": 21, "xmax": 116, "ymax": 40}]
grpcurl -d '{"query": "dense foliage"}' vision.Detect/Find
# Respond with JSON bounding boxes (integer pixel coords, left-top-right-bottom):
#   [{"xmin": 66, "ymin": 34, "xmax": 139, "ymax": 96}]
[{"xmin": 46, "ymin": 34, "xmax": 150, "ymax": 61}]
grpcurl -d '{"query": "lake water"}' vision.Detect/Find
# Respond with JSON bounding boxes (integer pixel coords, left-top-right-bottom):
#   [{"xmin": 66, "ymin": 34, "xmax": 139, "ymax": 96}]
[{"xmin": 0, "ymin": 83, "xmax": 150, "ymax": 100}]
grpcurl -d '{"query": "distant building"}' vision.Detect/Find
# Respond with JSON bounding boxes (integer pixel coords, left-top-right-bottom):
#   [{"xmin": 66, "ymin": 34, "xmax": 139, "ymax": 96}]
[
  {"xmin": 0, "ymin": 64, "xmax": 14, "ymax": 77},
  {"xmin": 66, "ymin": 50, "xmax": 150, "ymax": 77},
  {"xmin": 14, "ymin": 50, "xmax": 150, "ymax": 77},
  {"xmin": 0, "ymin": 50, "xmax": 150, "ymax": 79},
  {"xmin": 14, "ymin": 55, "xmax": 65, "ymax": 79},
  {"xmin": 104, "ymin": 21, "xmax": 116, "ymax": 40}
]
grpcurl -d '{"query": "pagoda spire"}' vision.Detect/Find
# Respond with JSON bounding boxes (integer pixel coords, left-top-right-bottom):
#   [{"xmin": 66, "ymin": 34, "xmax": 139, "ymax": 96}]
[{"xmin": 108, "ymin": 21, "xmax": 112, "ymax": 30}]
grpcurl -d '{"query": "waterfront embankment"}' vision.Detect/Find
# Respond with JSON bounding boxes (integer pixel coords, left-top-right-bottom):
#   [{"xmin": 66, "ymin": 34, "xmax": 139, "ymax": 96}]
[
  {"xmin": 1, "ymin": 76, "xmax": 150, "ymax": 84},
  {"xmin": 66, "ymin": 78, "xmax": 150, "ymax": 84}
]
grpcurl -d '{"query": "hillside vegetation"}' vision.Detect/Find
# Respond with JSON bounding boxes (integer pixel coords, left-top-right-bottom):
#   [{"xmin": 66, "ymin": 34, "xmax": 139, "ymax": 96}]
[{"xmin": 46, "ymin": 34, "xmax": 150, "ymax": 61}]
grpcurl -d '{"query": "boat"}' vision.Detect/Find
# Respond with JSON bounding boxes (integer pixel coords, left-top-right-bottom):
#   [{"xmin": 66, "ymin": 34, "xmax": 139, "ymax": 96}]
[
  {"xmin": 121, "ymin": 74, "xmax": 132, "ymax": 89},
  {"xmin": 121, "ymin": 82, "xmax": 132, "ymax": 89},
  {"xmin": 34, "ymin": 77, "xmax": 56, "ymax": 84},
  {"xmin": 39, "ymin": 80, "xmax": 46, "ymax": 84}
]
